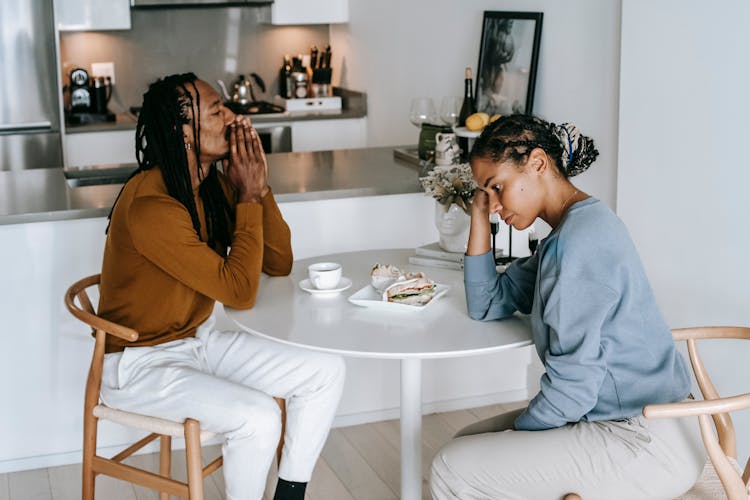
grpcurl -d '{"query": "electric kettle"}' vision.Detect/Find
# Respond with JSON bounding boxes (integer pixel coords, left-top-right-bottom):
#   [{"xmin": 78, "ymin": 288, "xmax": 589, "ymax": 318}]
[
  {"xmin": 232, "ymin": 74, "xmax": 252, "ymax": 105},
  {"xmin": 217, "ymin": 73, "xmax": 266, "ymax": 105}
]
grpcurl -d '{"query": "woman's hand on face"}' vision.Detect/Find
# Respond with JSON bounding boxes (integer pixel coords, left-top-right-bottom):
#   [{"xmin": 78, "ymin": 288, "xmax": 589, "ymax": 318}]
[
  {"xmin": 472, "ymin": 189, "xmax": 490, "ymax": 218},
  {"xmin": 466, "ymin": 189, "xmax": 492, "ymax": 256},
  {"xmin": 223, "ymin": 118, "xmax": 269, "ymax": 203}
]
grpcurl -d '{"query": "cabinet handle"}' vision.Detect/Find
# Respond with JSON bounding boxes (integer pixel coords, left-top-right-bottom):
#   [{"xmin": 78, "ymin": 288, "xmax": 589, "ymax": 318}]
[{"xmin": 0, "ymin": 121, "xmax": 53, "ymax": 132}]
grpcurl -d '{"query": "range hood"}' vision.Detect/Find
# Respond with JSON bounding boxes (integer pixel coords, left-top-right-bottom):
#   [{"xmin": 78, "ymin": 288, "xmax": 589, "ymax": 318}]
[{"xmin": 131, "ymin": 0, "xmax": 272, "ymax": 7}]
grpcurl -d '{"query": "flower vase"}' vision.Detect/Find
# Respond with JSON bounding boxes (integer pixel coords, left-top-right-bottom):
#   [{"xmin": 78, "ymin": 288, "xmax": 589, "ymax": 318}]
[{"xmin": 434, "ymin": 202, "xmax": 471, "ymax": 253}]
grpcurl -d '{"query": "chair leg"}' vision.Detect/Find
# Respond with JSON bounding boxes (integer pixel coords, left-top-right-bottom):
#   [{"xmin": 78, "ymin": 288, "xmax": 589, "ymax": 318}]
[
  {"xmin": 159, "ymin": 435, "xmax": 171, "ymax": 500},
  {"xmin": 184, "ymin": 419, "xmax": 204, "ymax": 500},
  {"xmin": 82, "ymin": 412, "xmax": 97, "ymax": 500}
]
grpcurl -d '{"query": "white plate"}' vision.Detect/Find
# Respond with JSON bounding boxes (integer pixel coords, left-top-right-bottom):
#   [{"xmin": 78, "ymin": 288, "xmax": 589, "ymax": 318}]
[
  {"xmin": 453, "ymin": 126, "xmax": 482, "ymax": 138},
  {"xmin": 348, "ymin": 283, "xmax": 450, "ymax": 312},
  {"xmin": 299, "ymin": 277, "xmax": 352, "ymax": 295}
]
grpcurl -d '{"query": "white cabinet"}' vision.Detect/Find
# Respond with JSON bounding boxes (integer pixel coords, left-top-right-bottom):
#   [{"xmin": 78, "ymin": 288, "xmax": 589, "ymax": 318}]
[
  {"xmin": 55, "ymin": 0, "xmax": 131, "ymax": 31},
  {"xmin": 63, "ymin": 117, "xmax": 367, "ymax": 166},
  {"xmin": 64, "ymin": 130, "xmax": 135, "ymax": 167},
  {"xmin": 270, "ymin": 0, "xmax": 348, "ymax": 25},
  {"xmin": 292, "ymin": 118, "xmax": 366, "ymax": 152}
]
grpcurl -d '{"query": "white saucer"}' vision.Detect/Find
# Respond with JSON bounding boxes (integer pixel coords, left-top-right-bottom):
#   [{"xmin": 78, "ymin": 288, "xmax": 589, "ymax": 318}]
[{"xmin": 299, "ymin": 277, "xmax": 353, "ymax": 295}]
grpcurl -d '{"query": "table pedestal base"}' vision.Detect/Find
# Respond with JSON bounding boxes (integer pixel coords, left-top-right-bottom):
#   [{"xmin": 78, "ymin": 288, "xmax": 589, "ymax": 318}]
[{"xmin": 401, "ymin": 358, "xmax": 422, "ymax": 500}]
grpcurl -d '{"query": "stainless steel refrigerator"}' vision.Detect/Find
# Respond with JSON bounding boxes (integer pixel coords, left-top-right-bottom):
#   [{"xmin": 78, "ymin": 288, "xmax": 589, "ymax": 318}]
[{"xmin": 0, "ymin": 0, "xmax": 63, "ymax": 171}]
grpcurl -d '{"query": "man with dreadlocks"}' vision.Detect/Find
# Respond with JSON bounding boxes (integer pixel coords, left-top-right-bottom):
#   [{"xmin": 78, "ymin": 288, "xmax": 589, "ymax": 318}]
[{"xmin": 96, "ymin": 73, "xmax": 345, "ymax": 500}]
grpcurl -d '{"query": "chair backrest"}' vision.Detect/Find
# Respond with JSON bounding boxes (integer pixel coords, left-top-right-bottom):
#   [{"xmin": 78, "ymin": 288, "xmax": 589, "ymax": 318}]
[
  {"xmin": 65, "ymin": 274, "xmax": 139, "ymax": 414},
  {"xmin": 643, "ymin": 327, "xmax": 750, "ymax": 499}
]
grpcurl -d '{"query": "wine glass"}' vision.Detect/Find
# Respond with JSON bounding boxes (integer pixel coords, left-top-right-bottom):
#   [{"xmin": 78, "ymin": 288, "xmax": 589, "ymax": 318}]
[
  {"xmin": 409, "ymin": 97, "xmax": 437, "ymax": 128},
  {"xmin": 439, "ymin": 96, "xmax": 462, "ymax": 127}
]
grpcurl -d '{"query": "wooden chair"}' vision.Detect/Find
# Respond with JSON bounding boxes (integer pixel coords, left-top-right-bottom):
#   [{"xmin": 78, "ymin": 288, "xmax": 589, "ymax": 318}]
[
  {"xmin": 566, "ymin": 327, "xmax": 750, "ymax": 500},
  {"xmin": 65, "ymin": 274, "xmax": 286, "ymax": 500},
  {"xmin": 643, "ymin": 326, "xmax": 750, "ymax": 500}
]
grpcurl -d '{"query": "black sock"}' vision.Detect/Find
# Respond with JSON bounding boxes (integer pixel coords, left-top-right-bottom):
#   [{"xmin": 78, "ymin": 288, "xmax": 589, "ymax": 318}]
[{"xmin": 273, "ymin": 478, "xmax": 307, "ymax": 500}]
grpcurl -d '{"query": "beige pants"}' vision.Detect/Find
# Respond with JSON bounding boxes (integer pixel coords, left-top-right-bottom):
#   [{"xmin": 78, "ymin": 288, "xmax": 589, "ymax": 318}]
[{"xmin": 430, "ymin": 408, "xmax": 705, "ymax": 500}]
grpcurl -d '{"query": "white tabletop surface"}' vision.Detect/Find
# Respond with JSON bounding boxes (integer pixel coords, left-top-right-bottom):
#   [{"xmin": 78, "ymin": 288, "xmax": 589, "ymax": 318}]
[{"xmin": 225, "ymin": 248, "xmax": 532, "ymax": 359}]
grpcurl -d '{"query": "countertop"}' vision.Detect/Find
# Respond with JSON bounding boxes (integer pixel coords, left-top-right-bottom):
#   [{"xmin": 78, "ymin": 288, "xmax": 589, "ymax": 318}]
[
  {"xmin": 65, "ymin": 88, "xmax": 368, "ymax": 134},
  {"xmin": 0, "ymin": 147, "xmax": 424, "ymax": 226}
]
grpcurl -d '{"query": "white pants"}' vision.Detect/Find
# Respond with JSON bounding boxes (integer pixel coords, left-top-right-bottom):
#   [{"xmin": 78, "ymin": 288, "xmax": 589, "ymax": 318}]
[
  {"xmin": 101, "ymin": 316, "xmax": 345, "ymax": 500},
  {"xmin": 430, "ymin": 408, "xmax": 705, "ymax": 500}
]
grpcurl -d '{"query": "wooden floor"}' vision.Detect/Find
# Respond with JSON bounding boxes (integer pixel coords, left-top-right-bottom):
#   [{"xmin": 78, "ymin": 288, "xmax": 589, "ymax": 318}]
[{"xmin": 0, "ymin": 402, "xmax": 526, "ymax": 500}]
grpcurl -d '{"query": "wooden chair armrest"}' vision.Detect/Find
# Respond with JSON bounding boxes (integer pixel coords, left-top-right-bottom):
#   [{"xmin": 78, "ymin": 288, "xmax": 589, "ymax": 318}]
[
  {"xmin": 65, "ymin": 277, "xmax": 139, "ymax": 342},
  {"xmin": 70, "ymin": 306, "xmax": 139, "ymax": 342},
  {"xmin": 643, "ymin": 394, "xmax": 750, "ymax": 420}
]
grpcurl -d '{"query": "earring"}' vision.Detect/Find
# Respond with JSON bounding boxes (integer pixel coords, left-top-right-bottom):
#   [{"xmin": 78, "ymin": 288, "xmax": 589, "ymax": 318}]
[{"xmin": 185, "ymin": 142, "xmax": 192, "ymax": 151}]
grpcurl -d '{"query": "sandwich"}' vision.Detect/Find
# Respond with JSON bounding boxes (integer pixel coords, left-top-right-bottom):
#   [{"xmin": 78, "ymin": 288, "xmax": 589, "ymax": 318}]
[
  {"xmin": 383, "ymin": 277, "xmax": 437, "ymax": 306},
  {"xmin": 371, "ymin": 263, "xmax": 402, "ymax": 291}
]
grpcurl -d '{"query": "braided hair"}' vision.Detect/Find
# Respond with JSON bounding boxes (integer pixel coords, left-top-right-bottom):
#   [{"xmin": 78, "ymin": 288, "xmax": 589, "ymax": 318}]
[
  {"xmin": 470, "ymin": 114, "xmax": 599, "ymax": 178},
  {"xmin": 107, "ymin": 73, "xmax": 233, "ymax": 255}
]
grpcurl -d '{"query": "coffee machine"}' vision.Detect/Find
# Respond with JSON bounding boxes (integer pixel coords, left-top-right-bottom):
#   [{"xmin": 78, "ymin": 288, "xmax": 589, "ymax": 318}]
[{"xmin": 66, "ymin": 67, "xmax": 115, "ymax": 125}]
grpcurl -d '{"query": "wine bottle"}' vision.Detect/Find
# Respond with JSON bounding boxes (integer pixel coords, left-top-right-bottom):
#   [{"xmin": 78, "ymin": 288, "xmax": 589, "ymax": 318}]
[
  {"xmin": 458, "ymin": 67, "xmax": 476, "ymax": 160},
  {"xmin": 458, "ymin": 67, "xmax": 476, "ymax": 127},
  {"xmin": 279, "ymin": 55, "xmax": 293, "ymax": 99}
]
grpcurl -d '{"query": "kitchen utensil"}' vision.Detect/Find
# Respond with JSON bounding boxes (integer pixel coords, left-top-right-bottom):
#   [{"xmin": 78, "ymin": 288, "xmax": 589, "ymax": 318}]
[
  {"xmin": 232, "ymin": 74, "xmax": 252, "ymax": 105},
  {"xmin": 417, "ymin": 123, "xmax": 452, "ymax": 162},
  {"xmin": 347, "ymin": 282, "xmax": 450, "ymax": 311},
  {"xmin": 409, "ymin": 98, "xmax": 437, "ymax": 128},
  {"xmin": 299, "ymin": 277, "xmax": 352, "ymax": 295},
  {"xmin": 439, "ymin": 96, "xmax": 462, "ymax": 127},
  {"xmin": 308, "ymin": 262, "xmax": 343, "ymax": 290},
  {"xmin": 434, "ymin": 132, "xmax": 458, "ymax": 166},
  {"xmin": 216, "ymin": 79, "xmax": 231, "ymax": 101},
  {"xmin": 91, "ymin": 76, "xmax": 112, "ymax": 114},
  {"xmin": 310, "ymin": 45, "xmax": 318, "ymax": 71}
]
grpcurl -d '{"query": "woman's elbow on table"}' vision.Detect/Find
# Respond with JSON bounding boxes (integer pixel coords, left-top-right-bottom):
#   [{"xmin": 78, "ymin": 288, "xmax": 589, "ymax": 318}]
[{"xmin": 467, "ymin": 304, "xmax": 515, "ymax": 321}]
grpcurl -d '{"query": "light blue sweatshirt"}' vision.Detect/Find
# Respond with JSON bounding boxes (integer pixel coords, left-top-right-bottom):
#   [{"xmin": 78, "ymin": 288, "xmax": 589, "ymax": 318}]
[{"xmin": 464, "ymin": 197, "xmax": 691, "ymax": 431}]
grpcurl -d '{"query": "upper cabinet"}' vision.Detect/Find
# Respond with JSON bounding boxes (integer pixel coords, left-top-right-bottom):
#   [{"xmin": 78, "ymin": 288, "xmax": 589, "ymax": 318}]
[
  {"xmin": 55, "ymin": 0, "xmax": 131, "ymax": 31},
  {"xmin": 270, "ymin": 0, "xmax": 348, "ymax": 25}
]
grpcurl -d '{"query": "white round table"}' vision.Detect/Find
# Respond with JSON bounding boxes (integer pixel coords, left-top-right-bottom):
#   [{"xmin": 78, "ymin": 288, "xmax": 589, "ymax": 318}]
[{"xmin": 225, "ymin": 248, "xmax": 533, "ymax": 500}]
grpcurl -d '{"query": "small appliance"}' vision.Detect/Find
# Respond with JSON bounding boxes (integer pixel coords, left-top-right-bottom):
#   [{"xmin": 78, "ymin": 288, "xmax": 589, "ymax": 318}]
[
  {"xmin": 216, "ymin": 73, "xmax": 285, "ymax": 116},
  {"xmin": 66, "ymin": 68, "xmax": 116, "ymax": 125},
  {"xmin": 69, "ymin": 68, "xmax": 91, "ymax": 111}
]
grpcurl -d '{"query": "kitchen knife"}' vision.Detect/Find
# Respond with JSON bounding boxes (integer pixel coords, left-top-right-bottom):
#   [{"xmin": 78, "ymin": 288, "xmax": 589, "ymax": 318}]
[
  {"xmin": 310, "ymin": 45, "xmax": 318, "ymax": 71},
  {"xmin": 323, "ymin": 45, "xmax": 332, "ymax": 69}
]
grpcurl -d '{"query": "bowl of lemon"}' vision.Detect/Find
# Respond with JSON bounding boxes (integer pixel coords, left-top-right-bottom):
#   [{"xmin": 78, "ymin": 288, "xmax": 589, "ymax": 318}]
[{"xmin": 454, "ymin": 112, "xmax": 501, "ymax": 138}]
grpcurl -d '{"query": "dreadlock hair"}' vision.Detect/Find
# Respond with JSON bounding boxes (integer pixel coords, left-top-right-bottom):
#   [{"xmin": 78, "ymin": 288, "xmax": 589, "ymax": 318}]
[
  {"xmin": 470, "ymin": 114, "xmax": 599, "ymax": 178},
  {"xmin": 106, "ymin": 73, "xmax": 233, "ymax": 255}
]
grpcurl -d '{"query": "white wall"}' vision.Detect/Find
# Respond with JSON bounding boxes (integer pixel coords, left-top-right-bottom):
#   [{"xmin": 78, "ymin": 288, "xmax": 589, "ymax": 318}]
[
  {"xmin": 331, "ymin": 0, "xmax": 621, "ymax": 210},
  {"xmin": 618, "ymin": 0, "xmax": 750, "ymax": 463}
]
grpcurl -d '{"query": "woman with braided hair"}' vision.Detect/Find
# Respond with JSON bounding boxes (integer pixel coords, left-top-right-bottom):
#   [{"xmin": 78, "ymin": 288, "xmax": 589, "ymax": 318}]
[
  {"xmin": 98, "ymin": 73, "xmax": 344, "ymax": 500},
  {"xmin": 430, "ymin": 115, "xmax": 703, "ymax": 499}
]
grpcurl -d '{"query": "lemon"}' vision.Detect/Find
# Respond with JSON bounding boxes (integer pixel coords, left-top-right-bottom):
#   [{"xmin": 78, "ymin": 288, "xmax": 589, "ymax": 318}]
[
  {"xmin": 477, "ymin": 112, "xmax": 490, "ymax": 127},
  {"xmin": 465, "ymin": 113, "xmax": 485, "ymax": 131},
  {"xmin": 489, "ymin": 114, "xmax": 501, "ymax": 123}
]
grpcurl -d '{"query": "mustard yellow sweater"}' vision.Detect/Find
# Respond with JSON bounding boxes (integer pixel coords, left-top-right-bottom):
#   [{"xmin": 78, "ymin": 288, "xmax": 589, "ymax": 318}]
[{"xmin": 99, "ymin": 168, "xmax": 292, "ymax": 353}]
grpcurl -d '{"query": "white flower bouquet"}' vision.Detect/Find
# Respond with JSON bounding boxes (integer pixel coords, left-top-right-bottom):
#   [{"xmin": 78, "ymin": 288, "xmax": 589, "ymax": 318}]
[{"xmin": 419, "ymin": 163, "xmax": 477, "ymax": 215}]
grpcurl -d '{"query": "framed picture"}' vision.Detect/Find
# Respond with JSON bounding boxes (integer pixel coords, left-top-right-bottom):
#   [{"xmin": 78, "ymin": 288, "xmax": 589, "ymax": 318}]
[{"xmin": 475, "ymin": 11, "xmax": 543, "ymax": 116}]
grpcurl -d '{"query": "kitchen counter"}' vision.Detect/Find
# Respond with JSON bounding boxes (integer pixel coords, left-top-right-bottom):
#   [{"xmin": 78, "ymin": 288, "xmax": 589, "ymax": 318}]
[
  {"xmin": 0, "ymin": 146, "xmax": 424, "ymax": 225},
  {"xmin": 65, "ymin": 88, "xmax": 368, "ymax": 134}
]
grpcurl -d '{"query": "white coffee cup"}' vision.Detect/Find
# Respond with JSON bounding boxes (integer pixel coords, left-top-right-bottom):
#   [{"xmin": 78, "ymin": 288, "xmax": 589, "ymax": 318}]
[{"xmin": 308, "ymin": 262, "xmax": 343, "ymax": 290}]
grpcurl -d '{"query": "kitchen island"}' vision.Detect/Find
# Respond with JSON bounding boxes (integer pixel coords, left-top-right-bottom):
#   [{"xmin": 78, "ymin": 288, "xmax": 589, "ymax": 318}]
[
  {"xmin": 0, "ymin": 147, "xmax": 537, "ymax": 474},
  {"xmin": 0, "ymin": 147, "xmax": 423, "ymax": 226}
]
